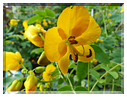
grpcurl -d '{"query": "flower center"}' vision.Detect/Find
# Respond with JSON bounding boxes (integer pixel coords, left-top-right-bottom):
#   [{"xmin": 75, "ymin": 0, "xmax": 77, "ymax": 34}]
[{"xmin": 68, "ymin": 36, "xmax": 78, "ymax": 45}]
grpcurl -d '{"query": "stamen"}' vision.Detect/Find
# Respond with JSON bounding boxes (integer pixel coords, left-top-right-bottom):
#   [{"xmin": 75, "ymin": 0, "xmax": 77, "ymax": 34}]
[
  {"xmin": 74, "ymin": 53, "xmax": 78, "ymax": 62},
  {"xmin": 69, "ymin": 40, "xmax": 78, "ymax": 44},
  {"xmin": 68, "ymin": 36, "xmax": 75, "ymax": 40}
]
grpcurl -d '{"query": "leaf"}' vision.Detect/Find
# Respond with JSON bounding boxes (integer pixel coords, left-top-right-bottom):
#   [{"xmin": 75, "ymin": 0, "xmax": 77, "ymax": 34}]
[
  {"xmin": 58, "ymin": 78, "xmax": 64, "ymax": 85},
  {"xmin": 75, "ymin": 86, "xmax": 88, "ymax": 91},
  {"xmin": 93, "ymin": 64, "xmax": 110, "ymax": 71},
  {"xmin": 76, "ymin": 61, "xmax": 88, "ymax": 81},
  {"xmin": 14, "ymin": 74, "xmax": 23, "ymax": 79},
  {"xmin": 51, "ymin": 68, "xmax": 59, "ymax": 77},
  {"xmin": 33, "ymin": 10, "xmax": 46, "ymax": 17},
  {"xmin": 31, "ymin": 48, "xmax": 44, "ymax": 54},
  {"xmin": 57, "ymin": 85, "xmax": 72, "ymax": 91},
  {"xmin": 90, "ymin": 69, "xmax": 100, "ymax": 79},
  {"xmin": 27, "ymin": 15, "xmax": 42, "ymax": 24},
  {"xmin": 68, "ymin": 61, "xmax": 76, "ymax": 69},
  {"xmin": 8, "ymin": 35, "xmax": 25, "ymax": 40},
  {"xmin": 91, "ymin": 45, "xmax": 110, "ymax": 64},
  {"xmin": 44, "ymin": 8, "xmax": 55, "ymax": 17},
  {"xmin": 111, "ymin": 58, "xmax": 122, "ymax": 63},
  {"xmin": 3, "ymin": 77, "xmax": 17, "ymax": 87},
  {"xmin": 108, "ymin": 71, "xmax": 118, "ymax": 79}
]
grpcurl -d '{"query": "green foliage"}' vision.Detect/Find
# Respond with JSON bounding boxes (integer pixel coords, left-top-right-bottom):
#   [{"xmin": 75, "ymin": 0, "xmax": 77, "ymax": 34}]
[
  {"xmin": 27, "ymin": 15, "xmax": 42, "ymax": 24},
  {"xmin": 31, "ymin": 48, "xmax": 44, "ymax": 54},
  {"xmin": 57, "ymin": 85, "xmax": 72, "ymax": 91}
]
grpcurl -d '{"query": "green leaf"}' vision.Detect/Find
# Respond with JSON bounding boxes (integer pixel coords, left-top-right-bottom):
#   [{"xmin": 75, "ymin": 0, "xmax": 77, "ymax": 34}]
[
  {"xmin": 97, "ymin": 79, "xmax": 106, "ymax": 83},
  {"xmin": 76, "ymin": 61, "xmax": 88, "ymax": 81},
  {"xmin": 44, "ymin": 8, "xmax": 55, "ymax": 17},
  {"xmin": 57, "ymin": 85, "xmax": 72, "ymax": 91},
  {"xmin": 4, "ymin": 40, "xmax": 12, "ymax": 45},
  {"xmin": 14, "ymin": 74, "xmax": 23, "ymax": 79},
  {"xmin": 108, "ymin": 71, "xmax": 118, "ymax": 79},
  {"xmin": 3, "ymin": 77, "xmax": 17, "ymax": 87},
  {"xmin": 27, "ymin": 15, "xmax": 42, "ymax": 24},
  {"xmin": 51, "ymin": 68, "xmax": 59, "ymax": 77},
  {"xmin": 31, "ymin": 48, "xmax": 44, "ymax": 54},
  {"xmin": 68, "ymin": 75, "xmax": 74, "ymax": 86},
  {"xmin": 90, "ymin": 69, "xmax": 100, "ymax": 79},
  {"xmin": 68, "ymin": 61, "xmax": 76, "ymax": 69},
  {"xmin": 91, "ymin": 45, "xmax": 110, "ymax": 64},
  {"xmin": 111, "ymin": 58, "xmax": 122, "ymax": 63},
  {"xmin": 33, "ymin": 10, "xmax": 46, "ymax": 17},
  {"xmin": 75, "ymin": 86, "xmax": 88, "ymax": 91},
  {"xmin": 8, "ymin": 35, "xmax": 25, "ymax": 40},
  {"xmin": 58, "ymin": 78, "xmax": 64, "ymax": 85},
  {"xmin": 93, "ymin": 64, "xmax": 110, "ymax": 71}
]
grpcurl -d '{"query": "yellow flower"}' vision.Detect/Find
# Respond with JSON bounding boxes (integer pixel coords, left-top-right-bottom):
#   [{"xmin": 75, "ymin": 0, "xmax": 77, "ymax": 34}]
[
  {"xmin": 45, "ymin": 83, "xmax": 50, "ymax": 88},
  {"xmin": 24, "ymin": 25, "xmax": 46, "ymax": 47},
  {"xmin": 43, "ymin": 19, "xmax": 46, "ymax": 22},
  {"xmin": 108, "ymin": 13, "xmax": 111, "ymax": 16},
  {"xmin": 120, "ymin": 4, "xmax": 124, "ymax": 13},
  {"xmin": 24, "ymin": 75, "xmax": 37, "ymax": 94},
  {"xmin": 11, "ymin": 41, "xmax": 14, "ymax": 44},
  {"xmin": 42, "ymin": 64, "xmax": 56, "ymax": 81},
  {"xmin": 39, "ymin": 84, "xmax": 44, "ymax": 91},
  {"xmin": 7, "ymin": 79, "xmax": 23, "ymax": 91},
  {"xmin": 48, "ymin": 20, "xmax": 51, "ymax": 24},
  {"xmin": 20, "ymin": 31, "xmax": 24, "ymax": 35},
  {"xmin": 23, "ymin": 20, "xmax": 28, "ymax": 31},
  {"xmin": 35, "ymin": 24, "xmax": 44, "ymax": 30},
  {"xmin": 91, "ymin": 59, "xmax": 98, "ymax": 65},
  {"xmin": 43, "ymin": 21, "xmax": 48, "ymax": 26},
  {"xmin": 10, "ymin": 19, "xmax": 18, "ymax": 26},
  {"xmin": 3, "ymin": 51, "xmax": 24, "ymax": 71},
  {"xmin": 44, "ymin": 6, "xmax": 101, "ymax": 74}
]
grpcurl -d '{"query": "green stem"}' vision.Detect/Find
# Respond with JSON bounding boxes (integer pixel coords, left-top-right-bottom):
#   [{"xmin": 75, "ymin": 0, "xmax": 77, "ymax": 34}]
[
  {"xmin": 38, "ymin": 32, "xmax": 45, "ymax": 42},
  {"xmin": 112, "ymin": 79, "xmax": 114, "ymax": 92},
  {"xmin": 90, "ymin": 62, "xmax": 123, "ymax": 93},
  {"xmin": 69, "ymin": 68, "xmax": 75, "ymax": 77},
  {"xmin": 67, "ymin": 75, "xmax": 76, "ymax": 94},
  {"xmin": 88, "ymin": 62, "xmax": 90, "ymax": 91},
  {"xmin": 21, "ymin": 64, "xmax": 27, "ymax": 70}
]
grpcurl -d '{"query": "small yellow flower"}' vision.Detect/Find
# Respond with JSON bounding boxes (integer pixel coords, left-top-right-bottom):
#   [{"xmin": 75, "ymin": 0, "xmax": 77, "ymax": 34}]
[
  {"xmin": 31, "ymin": 59, "xmax": 35, "ymax": 62},
  {"xmin": 24, "ymin": 75, "xmax": 37, "ymax": 94},
  {"xmin": 120, "ymin": 4, "xmax": 124, "ymax": 13},
  {"xmin": 10, "ymin": 19, "xmax": 18, "ymax": 26},
  {"xmin": 48, "ymin": 20, "xmax": 51, "ymax": 24},
  {"xmin": 43, "ymin": 21, "xmax": 48, "ymax": 26},
  {"xmin": 108, "ymin": 13, "xmax": 111, "ymax": 16},
  {"xmin": 42, "ymin": 64, "xmax": 56, "ymax": 81},
  {"xmin": 91, "ymin": 59, "xmax": 98, "ymax": 65},
  {"xmin": 40, "ymin": 84, "xmax": 44, "ymax": 91},
  {"xmin": 11, "ymin": 41, "xmax": 14, "ymax": 44},
  {"xmin": 23, "ymin": 20, "xmax": 28, "ymax": 31},
  {"xmin": 3, "ymin": 51, "xmax": 24, "ymax": 71},
  {"xmin": 43, "ymin": 19, "xmax": 46, "ymax": 22},
  {"xmin": 7, "ymin": 79, "xmax": 23, "ymax": 91},
  {"xmin": 24, "ymin": 25, "xmax": 46, "ymax": 47},
  {"xmin": 45, "ymin": 83, "xmax": 50, "ymax": 88}
]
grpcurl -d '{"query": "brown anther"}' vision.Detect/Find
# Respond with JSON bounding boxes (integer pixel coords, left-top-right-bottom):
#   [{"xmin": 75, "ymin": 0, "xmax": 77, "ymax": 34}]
[
  {"xmin": 68, "ymin": 36, "xmax": 75, "ymax": 40},
  {"xmin": 69, "ymin": 40, "xmax": 78, "ymax": 44},
  {"xmin": 86, "ymin": 49, "xmax": 92, "ymax": 58},
  {"xmin": 74, "ymin": 53, "xmax": 78, "ymax": 62}
]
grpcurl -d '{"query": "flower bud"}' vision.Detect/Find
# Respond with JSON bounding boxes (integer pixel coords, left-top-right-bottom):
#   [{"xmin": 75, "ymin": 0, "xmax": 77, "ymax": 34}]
[
  {"xmin": 37, "ymin": 51, "xmax": 51, "ymax": 66},
  {"xmin": 24, "ymin": 75, "xmax": 37, "ymax": 94},
  {"xmin": 35, "ymin": 66, "xmax": 45, "ymax": 73},
  {"xmin": 95, "ymin": 39, "xmax": 103, "ymax": 44},
  {"xmin": 45, "ymin": 83, "xmax": 50, "ymax": 89},
  {"xmin": 21, "ymin": 69, "xmax": 28, "ymax": 74},
  {"xmin": 91, "ymin": 59, "xmax": 98, "ymax": 65},
  {"xmin": 7, "ymin": 79, "xmax": 23, "ymax": 91},
  {"xmin": 39, "ymin": 84, "xmax": 44, "ymax": 91}
]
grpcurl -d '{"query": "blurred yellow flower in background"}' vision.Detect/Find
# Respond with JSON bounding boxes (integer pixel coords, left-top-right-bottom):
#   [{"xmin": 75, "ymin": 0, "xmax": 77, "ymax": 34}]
[
  {"xmin": 24, "ymin": 25, "xmax": 46, "ymax": 47},
  {"xmin": 43, "ymin": 21, "xmax": 48, "ymax": 26},
  {"xmin": 108, "ymin": 13, "xmax": 111, "ymax": 16},
  {"xmin": 23, "ymin": 20, "xmax": 28, "ymax": 31},
  {"xmin": 120, "ymin": 4, "xmax": 124, "ymax": 13},
  {"xmin": 24, "ymin": 75, "xmax": 37, "ymax": 94},
  {"xmin": 3, "ymin": 51, "xmax": 24, "ymax": 71},
  {"xmin": 10, "ymin": 19, "xmax": 18, "ymax": 26},
  {"xmin": 43, "ymin": 64, "xmax": 56, "ymax": 81},
  {"xmin": 48, "ymin": 20, "xmax": 51, "ymax": 24}
]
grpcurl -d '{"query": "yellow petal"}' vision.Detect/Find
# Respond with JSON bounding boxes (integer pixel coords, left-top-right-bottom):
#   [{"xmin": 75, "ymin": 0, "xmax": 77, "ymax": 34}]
[
  {"xmin": 58, "ymin": 47, "xmax": 70, "ymax": 74},
  {"xmin": 69, "ymin": 6, "xmax": 90, "ymax": 37},
  {"xmin": 46, "ymin": 64, "xmax": 56, "ymax": 73},
  {"xmin": 44, "ymin": 27, "xmax": 63, "ymax": 62},
  {"xmin": 57, "ymin": 7, "xmax": 71, "ymax": 37},
  {"xmin": 74, "ymin": 45, "xmax": 95, "ymax": 62},
  {"xmin": 75, "ymin": 16, "xmax": 101, "ymax": 45},
  {"xmin": 43, "ymin": 71, "xmax": 50, "ymax": 81}
]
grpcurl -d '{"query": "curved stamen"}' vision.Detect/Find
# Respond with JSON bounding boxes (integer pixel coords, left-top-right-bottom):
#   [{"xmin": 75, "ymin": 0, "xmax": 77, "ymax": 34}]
[{"xmin": 86, "ymin": 49, "xmax": 92, "ymax": 58}]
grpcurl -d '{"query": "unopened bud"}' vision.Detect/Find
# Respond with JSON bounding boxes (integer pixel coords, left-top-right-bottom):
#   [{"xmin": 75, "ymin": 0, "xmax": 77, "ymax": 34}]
[
  {"xmin": 45, "ymin": 83, "xmax": 50, "ymax": 89},
  {"xmin": 35, "ymin": 66, "xmax": 45, "ymax": 73},
  {"xmin": 21, "ymin": 69, "xmax": 28, "ymax": 74},
  {"xmin": 95, "ymin": 39, "xmax": 104, "ymax": 43},
  {"xmin": 37, "ymin": 51, "xmax": 51, "ymax": 66},
  {"xmin": 40, "ymin": 85, "xmax": 44, "ymax": 91}
]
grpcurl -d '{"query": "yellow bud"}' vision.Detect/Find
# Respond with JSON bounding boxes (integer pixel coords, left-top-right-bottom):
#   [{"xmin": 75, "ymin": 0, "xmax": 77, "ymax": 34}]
[
  {"xmin": 35, "ymin": 66, "xmax": 45, "ymax": 73},
  {"xmin": 45, "ymin": 83, "xmax": 50, "ymax": 88},
  {"xmin": 37, "ymin": 51, "xmax": 51, "ymax": 66},
  {"xmin": 37, "ymin": 83, "xmax": 42, "ymax": 87},
  {"xmin": 7, "ymin": 79, "xmax": 23, "ymax": 91},
  {"xmin": 40, "ymin": 85, "xmax": 44, "ymax": 91}
]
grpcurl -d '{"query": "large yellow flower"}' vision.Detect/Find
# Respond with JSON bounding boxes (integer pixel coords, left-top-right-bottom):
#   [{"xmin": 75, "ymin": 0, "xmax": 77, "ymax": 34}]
[
  {"xmin": 3, "ymin": 51, "xmax": 24, "ymax": 71},
  {"xmin": 24, "ymin": 25, "xmax": 46, "ymax": 47},
  {"xmin": 44, "ymin": 6, "xmax": 101, "ymax": 74},
  {"xmin": 9, "ymin": 19, "xmax": 18, "ymax": 26},
  {"xmin": 42, "ymin": 64, "xmax": 56, "ymax": 81},
  {"xmin": 24, "ymin": 75, "xmax": 37, "ymax": 94}
]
